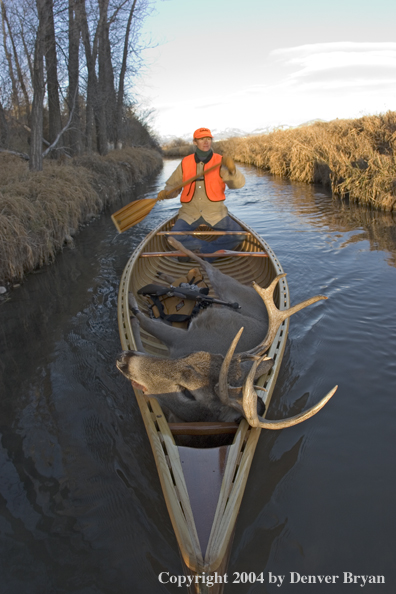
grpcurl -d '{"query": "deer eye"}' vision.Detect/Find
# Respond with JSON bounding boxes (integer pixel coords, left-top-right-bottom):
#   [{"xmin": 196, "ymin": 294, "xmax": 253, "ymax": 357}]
[{"xmin": 181, "ymin": 389, "xmax": 196, "ymax": 401}]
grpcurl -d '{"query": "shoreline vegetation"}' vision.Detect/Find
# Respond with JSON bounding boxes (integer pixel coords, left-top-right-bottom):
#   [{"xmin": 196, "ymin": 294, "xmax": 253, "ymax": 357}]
[
  {"xmin": 163, "ymin": 111, "xmax": 396, "ymax": 214},
  {"xmin": 0, "ymin": 147, "xmax": 162, "ymax": 286},
  {"xmin": 0, "ymin": 0, "xmax": 164, "ymax": 288}
]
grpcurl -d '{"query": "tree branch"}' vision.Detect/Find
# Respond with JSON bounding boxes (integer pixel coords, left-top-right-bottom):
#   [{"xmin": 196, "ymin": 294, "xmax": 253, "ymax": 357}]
[
  {"xmin": 0, "ymin": 148, "xmax": 29, "ymax": 160},
  {"xmin": 42, "ymin": 87, "xmax": 78, "ymax": 158}
]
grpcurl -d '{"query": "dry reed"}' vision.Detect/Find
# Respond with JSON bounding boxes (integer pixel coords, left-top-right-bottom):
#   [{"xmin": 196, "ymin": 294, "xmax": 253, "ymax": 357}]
[
  {"xmin": 0, "ymin": 148, "xmax": 162, "ymax": 284},
  {"xmin": 213, "ymin": 112, "xmax": 396, "ymax": 212}
]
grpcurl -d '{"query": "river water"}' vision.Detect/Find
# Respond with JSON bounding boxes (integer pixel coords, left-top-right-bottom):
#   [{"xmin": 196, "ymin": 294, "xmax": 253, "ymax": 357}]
[{"xmin": 1, "ymin": 160, "xmax": 395, "ymax": 594}]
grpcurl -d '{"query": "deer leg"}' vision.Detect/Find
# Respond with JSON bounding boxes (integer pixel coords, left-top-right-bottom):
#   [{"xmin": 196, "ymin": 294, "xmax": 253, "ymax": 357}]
[
  {"xmin": 167, "ymin": 236, "xmax": 263, "ymax": 307},
  {"xmin": 128, "ymin": 293, "xmax": 186, "ymax": 349},
  {"xmin": 130, "ymin": 316, "xmax": 146, "ymax": 352}
]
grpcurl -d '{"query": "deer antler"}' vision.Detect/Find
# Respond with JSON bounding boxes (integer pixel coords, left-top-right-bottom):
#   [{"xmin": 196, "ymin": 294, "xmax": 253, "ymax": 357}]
[
  {"xmin": 241, "ymin": 275, "xmax": 327, "ymax": 359},
  {"xmin": 242, "ymin": 355, "xmax": 338, "ymax": 428},
  {"xmin": 216, "ymin": 327, "xmax": 273, "ymax": 413},
  {"xmin": 219, "ymin": 276, "xmax": 335, "ymax": 427},
  {"xmin": 217, "ymin": 327, "xmax": 244, "ymax": 407}
]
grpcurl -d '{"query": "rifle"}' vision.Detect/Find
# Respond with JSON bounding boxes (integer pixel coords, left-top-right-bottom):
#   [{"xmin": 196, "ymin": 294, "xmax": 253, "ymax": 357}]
[{"xmin": 137, "ymin": 283, "xmax": 240, "ymax": 310}]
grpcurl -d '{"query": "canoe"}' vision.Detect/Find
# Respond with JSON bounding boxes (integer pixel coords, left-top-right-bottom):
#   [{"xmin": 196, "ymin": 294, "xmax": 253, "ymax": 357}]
[{"xmin": 117, "ymin": 213, "xmax": 290, "ymax": 593}]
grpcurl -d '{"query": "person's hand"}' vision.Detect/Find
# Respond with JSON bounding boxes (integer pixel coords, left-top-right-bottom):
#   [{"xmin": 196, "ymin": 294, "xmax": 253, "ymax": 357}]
[
  {"xmin": 222, "ymin": 155, "xmax": 236, "ymax": 175},
  {"xmin": 157, "ymin": 190, "xmax": 168, "ymax": 201}
]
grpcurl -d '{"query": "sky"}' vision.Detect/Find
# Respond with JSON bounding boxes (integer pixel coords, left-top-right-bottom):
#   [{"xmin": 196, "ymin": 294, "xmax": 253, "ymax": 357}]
[{"xmin": 134, "ymin": 0, "xmax": 396, "ymax": 140}]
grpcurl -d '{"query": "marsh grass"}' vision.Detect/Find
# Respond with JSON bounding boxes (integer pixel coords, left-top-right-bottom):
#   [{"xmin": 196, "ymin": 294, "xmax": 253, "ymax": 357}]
[
  {"xmin": 212, "ymin": 112, "xmax": 396, "ymax": 213},
  {"xmin": 0, "ymin": 148, "xmax": 162, "ymax": 283},
  {"xmin": 162, "ymin": 138, "xmax": 194, "ymax": 158}
]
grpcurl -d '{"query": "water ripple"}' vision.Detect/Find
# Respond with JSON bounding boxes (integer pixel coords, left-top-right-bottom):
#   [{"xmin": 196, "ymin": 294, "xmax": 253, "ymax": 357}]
[{"xmin": 1, "ymin": 160, "xmax": 396, "ymax": 592}]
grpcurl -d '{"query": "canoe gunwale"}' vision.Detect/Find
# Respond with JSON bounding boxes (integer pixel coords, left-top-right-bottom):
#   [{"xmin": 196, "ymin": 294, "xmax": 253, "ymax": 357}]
[{"xmin": 117, "ymin": 213, "xmax": 290, "ymax": 576}]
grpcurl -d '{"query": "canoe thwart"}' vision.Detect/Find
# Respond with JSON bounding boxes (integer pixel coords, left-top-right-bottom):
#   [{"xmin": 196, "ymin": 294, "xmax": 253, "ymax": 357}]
[
  {"xmin": 140, "ymin": 251, "xmax": 269, "ymax": 258},
  {"xmin": 169, "ymin": 422, "xmax": 239, "ymax": 436},
  {"xmin": 156, "ymin": 231, "xmax": 252, "ymax": 236}
]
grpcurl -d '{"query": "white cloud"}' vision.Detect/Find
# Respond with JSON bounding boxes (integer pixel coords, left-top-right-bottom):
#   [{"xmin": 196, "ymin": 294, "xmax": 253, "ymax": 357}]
[
  {"xmin": 271, "ymin": 42, "xmax": 396, "ymax": 81},
  {"xmin": 272, "ymin": 41, "xmax": 396, "ymax": 57},
  {"xmin": 289, "ymin": 76, "xmax": 396, "ymax": 92},
  {"xmin": 145, "ymin": 41, "xmax": 396, "ymax": 137}
]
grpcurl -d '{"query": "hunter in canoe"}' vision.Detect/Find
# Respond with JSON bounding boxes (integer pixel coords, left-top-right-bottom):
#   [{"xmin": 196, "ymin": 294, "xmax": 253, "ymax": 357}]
[{"xmin": 157, "ymin": 127, "xmax": 246, "ymax": 257}]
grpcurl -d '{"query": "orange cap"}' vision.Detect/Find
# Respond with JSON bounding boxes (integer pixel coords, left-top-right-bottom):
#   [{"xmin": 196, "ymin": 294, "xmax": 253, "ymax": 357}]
[{"xmin": 193, "ymin": 127, "xmax": 213, "ymax": 139}]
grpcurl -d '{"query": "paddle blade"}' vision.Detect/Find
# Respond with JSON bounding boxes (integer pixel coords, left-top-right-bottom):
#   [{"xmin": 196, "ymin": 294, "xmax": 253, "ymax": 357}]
[{"xmin": 111, "ymin": 197, "xmax": 158, "ymax": 233}]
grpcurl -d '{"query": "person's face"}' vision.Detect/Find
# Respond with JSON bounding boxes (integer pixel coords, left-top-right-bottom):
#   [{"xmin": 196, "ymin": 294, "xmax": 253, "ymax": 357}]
[{"xmin": 194, "ymin": 137, "xmax": 212, "ymax": 151}]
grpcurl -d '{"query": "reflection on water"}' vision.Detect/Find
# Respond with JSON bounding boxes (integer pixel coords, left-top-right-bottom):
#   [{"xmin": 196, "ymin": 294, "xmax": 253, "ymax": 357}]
[
  {"xmin": 246, "ymin": 165, "xmax": 396, "ymax": 266},
  {"xmin": 1, "ymin": 161, "xmax": 396, "ymax": 593}
]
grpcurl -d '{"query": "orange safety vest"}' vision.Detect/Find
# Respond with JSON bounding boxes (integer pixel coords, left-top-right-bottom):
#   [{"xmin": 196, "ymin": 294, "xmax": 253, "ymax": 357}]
[{"xmin": 180, "ymin": 153, "xmax": 225, "ymax": 202}]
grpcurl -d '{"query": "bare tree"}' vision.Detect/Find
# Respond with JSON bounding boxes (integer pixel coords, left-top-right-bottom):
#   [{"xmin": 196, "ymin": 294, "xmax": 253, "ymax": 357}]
[
  {"xmin": 1, "ymin": 0, "xmax": 20, "ymax": 117},
  {"xmin": 115, "ymin": 0, "xmax": 137, "ymax": 148},
  {"xmin": 43, "ymin": 0, "xmax": 62, "ymax": 154},
  {"xmin": 98, "ymin": 0, "xmax": 116, "ymax": 146},
  {"xmin": 30, "ymin": 0, "xmax": 46, "ymax": 171},
  {"xmin": 76, "ymin": 0, "xmax": 107, "ymax": 154},
  {"xmin": 0, "ymin": 0, "xmax": 156, "ymax": 162},
  {"xmin": 0, "ymin": 99, "xmax": 8, "ymax": 145},
  {"xmin": 18, "ymin": 12, "xmax": 34, "ymax": 82},
  {"xmin": 67, "ymin": 0, "xmax": 82, "ymax": 154}
]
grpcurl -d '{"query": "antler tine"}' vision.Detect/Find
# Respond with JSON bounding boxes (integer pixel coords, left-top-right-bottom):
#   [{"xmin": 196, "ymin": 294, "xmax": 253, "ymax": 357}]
[
  {"xmin": 217, "ymin": 327, "xmax": 244, "ymax": 406},
  {"xmin": 242, "ymin": 358, "xmax": 338, "ymax": 429},
  {"xmin": 243, "ymin": 275, "xmax": 327, "ymax": 359}
]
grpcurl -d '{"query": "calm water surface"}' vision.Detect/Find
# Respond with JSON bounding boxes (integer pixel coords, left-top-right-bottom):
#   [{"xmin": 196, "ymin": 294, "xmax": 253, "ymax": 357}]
[{"xmin": 1, "ymin": 160, "xmax": 395, "ymax": 593}]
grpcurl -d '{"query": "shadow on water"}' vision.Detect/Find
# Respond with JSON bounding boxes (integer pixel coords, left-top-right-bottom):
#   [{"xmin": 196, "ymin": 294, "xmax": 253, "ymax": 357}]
[
  {"xmin": 1, "ymin": 161, "xmax": 396, "ymax": 593},
  {"xmin": 0, "ymin": 176, "xmax": 182, "ymax": 593}
]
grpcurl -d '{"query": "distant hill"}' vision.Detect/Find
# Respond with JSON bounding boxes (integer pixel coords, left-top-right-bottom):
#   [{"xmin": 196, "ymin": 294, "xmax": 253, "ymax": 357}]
[
  {"xmin": 159, "ymin": 124, "xmax": 300, "ymax": 146},
  {"xmin": 160, "ymin": 121, "xmax": 329, "ymax": 147}
]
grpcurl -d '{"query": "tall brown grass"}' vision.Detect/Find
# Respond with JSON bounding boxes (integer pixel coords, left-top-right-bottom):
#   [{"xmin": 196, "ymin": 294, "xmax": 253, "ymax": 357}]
[
  {"xmin": 0, "ymin": 147, "xmax": 162, "ymax": 283},
  {"xmin": 162, "ymin": 138, "xmax": 194, "ymax": 158},
  {"xmin": 214, "ymin": 112, "xmax": 396, "ymax": 212}
]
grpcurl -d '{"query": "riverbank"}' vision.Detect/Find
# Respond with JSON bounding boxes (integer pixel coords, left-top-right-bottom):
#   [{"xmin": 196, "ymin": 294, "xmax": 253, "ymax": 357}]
[
  {"xmin": 163, "ymin": 111, "xmax": 396, "ymax": 213},
  {"xmin": 0, "ymin": 147, "xmax": 162, "ymax": 285}
]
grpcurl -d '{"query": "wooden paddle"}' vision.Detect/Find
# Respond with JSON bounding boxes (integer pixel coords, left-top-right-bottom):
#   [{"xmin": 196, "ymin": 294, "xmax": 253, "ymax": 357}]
[{"xmin": 111, "ymin": 162, "xmax": 222, "ymax": 233}]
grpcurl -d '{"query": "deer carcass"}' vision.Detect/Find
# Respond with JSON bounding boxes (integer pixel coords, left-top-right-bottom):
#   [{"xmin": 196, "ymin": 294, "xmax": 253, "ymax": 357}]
[{"xmin": 116, "ymin": 238, "xmax": 337, "ymax": 427}]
